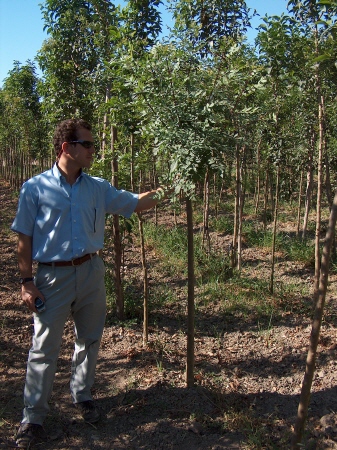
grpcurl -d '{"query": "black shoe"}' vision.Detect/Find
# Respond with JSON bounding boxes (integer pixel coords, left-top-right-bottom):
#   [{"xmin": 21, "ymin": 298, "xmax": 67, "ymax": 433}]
[
  {"xmin": 75, "ymin": 400, "xmax": 100, "ymax": 423},
  {"xmin": 16, "ymin": 423, "xmax": 45, "ymax": 448}
]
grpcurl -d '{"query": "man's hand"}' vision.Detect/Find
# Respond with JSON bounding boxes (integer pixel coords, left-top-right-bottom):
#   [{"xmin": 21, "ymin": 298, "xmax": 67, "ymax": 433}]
[
  {"xmin": 21, "ymin": 281, "xmax": 45, "ymax": 313},
  {"xmin": 17, "ymin": 233, "xmax": 45, "ymax": 312}
]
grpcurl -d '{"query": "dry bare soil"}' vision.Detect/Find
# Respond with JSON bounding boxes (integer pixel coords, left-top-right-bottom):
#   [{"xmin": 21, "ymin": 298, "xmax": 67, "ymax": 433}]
[{"xmin": 1, "ymin": 178, "xmax": 337, "ymax": 449}]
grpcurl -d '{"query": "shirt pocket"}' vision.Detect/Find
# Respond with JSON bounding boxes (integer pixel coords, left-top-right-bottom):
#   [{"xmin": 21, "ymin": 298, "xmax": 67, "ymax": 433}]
[
  {"xmin": 93, "ymin": 207, "xmax": 105, "ymax": 235},
  {"xmin": 84, "ymin": 207, "xmax": 104, "ymax": 234}
]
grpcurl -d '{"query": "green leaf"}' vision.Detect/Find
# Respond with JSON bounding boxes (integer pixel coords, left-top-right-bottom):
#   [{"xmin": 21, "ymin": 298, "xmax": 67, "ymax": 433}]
[
  {"xmin": 318, "ymin": 0, "xmax": 337, "ymax": 6},
  {"xmin": 313, "ymin": 54, "xmax": 332, "ymax": 62}
]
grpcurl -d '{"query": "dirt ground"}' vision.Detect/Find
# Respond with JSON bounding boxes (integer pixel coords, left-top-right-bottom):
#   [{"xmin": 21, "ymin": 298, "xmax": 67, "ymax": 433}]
[{"xmin": 1, "ymin": 178, "xmax": 337, "ymax": 449}]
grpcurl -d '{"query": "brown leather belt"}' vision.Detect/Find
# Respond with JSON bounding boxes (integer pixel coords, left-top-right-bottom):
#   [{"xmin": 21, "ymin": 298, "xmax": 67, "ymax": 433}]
[{"xmin": 40, "ymin": 253, "xmax": 96, "ymax": 267}]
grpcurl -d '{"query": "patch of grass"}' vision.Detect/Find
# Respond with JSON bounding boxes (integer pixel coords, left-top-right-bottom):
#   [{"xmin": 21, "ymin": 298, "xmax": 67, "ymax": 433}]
[
  {"xmin": 190, "ymin": 371, "xmax": 293, "ymax": 449},
  {"xmin": 193, "ymin": 208, "xmax": 204, "ymax": 225},
  {"xmin": 123, "ymin": 283, "xmax": 143, "ymax": 319},
  {"xmin": 144, "ymin": 221, "xmax": 234, "ymax": 284},
  {"xmin": 242, "ymin": 222, "xmax": 274, "ymax": 248},
  {"xmin": 274, "ymin": 281, "xmax": 312, "ymax": 316},
  {"xmin": 142, "ymin": 220, "xmax": 312, "ymax": 324},
  {"xmin": 105, "ymin": 273, "xmax": 143, "ymax": 325},
  {"xmin": 220, "ymin": 401, "xmax": 292, "ymax": 449},
  {"xmin": 0, "ymin": 317, "xmax": 7, "ymax": 329},
  {"xmin": 0, "ymin": 226, "xmax": 11, "ymax": 237},
  {"xmin": 197, "ymin": 281, "xmax": 228, "ymax": 309},
  {"xmin": 196, "ymin": 275, "xmax": 279, "ymax": 330},
  {"xmin": 156, "ymin": 358, "xmax": 164, "ymax": 373},
  {"xmin": 222, "ymin": 275, "xmax": 274, "ymax": 318},
  {"xmin": 242, "ymin": 221, "xmax": 315, "ymax": 265},
  {"xmin": 329, "ymin": 255, "xmax": 337, "ymax": 275},
  {"xmin": 195, "ymin": 249, "xmax": 233, "ymax": 284},
  {"xmin": 149, "ymin": 284, "xmax": 178, "ymax": 309},
  {"xmin": 111, "ymin": 213, "xmax": 314, "ymax": 330},
  {"xmin": 211, "ymin": 215, "xmax": 234, "ymax": 234},
  {"xmin": 197, "ymin": 273, "xmax": 312, "ymax": 325},
  {"xmin": 278, "ymin": 234, "xmax": 315, "ymax": 265},
  {"xmin": 143, "ymin": 223, "xmax": 187, "ymax": 276},
  {"xmin": 144, "ymin": 224, "xmax": 232, "ymax": 284}
]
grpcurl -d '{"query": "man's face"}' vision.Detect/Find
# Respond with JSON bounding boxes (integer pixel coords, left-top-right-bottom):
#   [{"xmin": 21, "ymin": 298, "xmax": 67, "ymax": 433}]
[{"xmin": 66, "ymin": 127, "xmax": 95, "ymax": 169}]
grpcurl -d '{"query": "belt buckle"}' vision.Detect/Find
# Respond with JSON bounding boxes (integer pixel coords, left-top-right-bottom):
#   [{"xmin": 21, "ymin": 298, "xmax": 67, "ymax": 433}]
[{"xmin": 71, "ymin": 258, "xmax": 79, "ymax": 266}]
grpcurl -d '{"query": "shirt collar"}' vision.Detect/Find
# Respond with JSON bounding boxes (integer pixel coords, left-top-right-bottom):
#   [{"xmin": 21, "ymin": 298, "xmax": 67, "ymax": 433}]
[
  {"xmin": 53, "ymin": 163, "xmax": 83, "ymax": 185},
  {"xmin": 52, "ymin": 163, "xmax": 62, "ymax": 182}
]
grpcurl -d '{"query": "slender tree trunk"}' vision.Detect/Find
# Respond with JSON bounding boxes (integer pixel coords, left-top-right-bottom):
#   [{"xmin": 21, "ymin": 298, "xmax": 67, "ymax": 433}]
[
  {"xmin": 152, "ymin": 160, "xmax": 158, "ymax": 226},
  {"xmin": 270, "ymin": 165, "xmax": 280, "ymax": 294},
  {"xmin": 186, "ymin": 197, "xmax": 195, "ymax": 387},
  {"xmin": 255, "ymin": 138, "xmax": 262, "ymax": 215},
  {"xmin": 241, "ymin": 146, "xmax": 247, "ymax": 213},
  {"xmin": 3, "ymin": 152, "xmax": 6, "ymax": 179},
  {"xmin": 269, "ymin": 170, "xmax": 274, "ymax": 213},
  {"xmin": 314, "ymin": 94, "xmax": 324, "ymax": 295},
  {"xmin": 20, "ymin": 151, "xmax": 24, "ymax": 187},
  {"xmin": 16, "ymin": 143, "xmax": 20, "ymax": 190},
  {"xmin": 111, "ymin": 126, "xmax": 124, "ymax": 320},
  {"xmin": 302, "ymin": 141, "xmax": 314, "ymax": 240},
  {"xmin": 325, "ymin": 148, "xmax": 333, "ymax": 209},
  {"xmin": 7, "ymin": 150, "xmax": 11, "ymax": 181},
  {"xmin": 111, "ymin": 126, "xmax": 118, "ymax": 187},
  {"xmin": 28, "ymin": 155, "xmax": 33, "ymax": 180},
  {"xmin": 50, "ymin": 143, "xmax": 54, "ymax": 168},
  {"xmin": 130, "ymin": 133, "xmax": 135, "ymax": 191},
  {"xmin": 263, "ymin": 170, "xmax": 269, "ymax": 231},
  {"xmin": 113, "ymin": 211, "xmax": 124, "ymax": 320},
  {"xmin": 214, "ymin": 173, "xmax": 219, "ymax": 220},
  {"xmin": 237, "ymin": 148, "xmax": 245, "ymax": 271},
  {"xmin": 132, "ymin": 143, "xmax": 150, "ymax": 344},
  {"xmin": 296, "ymin": 170, "xmax": 303, "ymax": 237},
  {"xmin": 138, "ymin": 212, "xmax": 149, "ymax": 345},
  {"xmin": 325, "ymin": 150, "xmax": 336, "ymax": 259},
  {"xmin": 202, "ymin": 170, "xmax": 211, "ymax": 253},
  {"xmin": 231, "ymin": 144, "xmax": 240, "ymax": 268},
  {"xmin": 219, "ymin": 179, "xmax": 225, "ymax": 203},
  {"xmin": 292, "ymin": 190, "xmax": 337, "ymax": 448},
  {"xmin": 101, "ymin": 87, "xmax": 111, "ymax": 159}
]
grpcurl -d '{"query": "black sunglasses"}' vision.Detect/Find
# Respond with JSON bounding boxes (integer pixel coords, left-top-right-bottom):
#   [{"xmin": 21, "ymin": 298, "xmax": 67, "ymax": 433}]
[{"xmin": 68, "ymin": 140, "xmax": 95, "ymax": 149}]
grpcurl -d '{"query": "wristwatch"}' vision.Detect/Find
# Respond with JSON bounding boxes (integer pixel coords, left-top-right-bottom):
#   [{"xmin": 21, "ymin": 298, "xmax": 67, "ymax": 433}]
[{"xmin": 19, "ymin": 277, "xmax": 34, "ymax": 285}]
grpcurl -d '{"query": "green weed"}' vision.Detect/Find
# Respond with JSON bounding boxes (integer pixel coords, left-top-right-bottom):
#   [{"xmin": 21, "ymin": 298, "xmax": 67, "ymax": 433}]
[
  {"xmin": 149, "ymin": 285, "xmax": 178, "ymax": 308},
  {"xmin": 278, "ymin": 235, "xmax": 314, "ymax": 265},
  {"xmin": 211, "ymin": 215, "xmax": 234, "ymax": 234},
  {"xmin": 224, "ymin": 276, "xmax": 272, "ymax": 313},
  {"xmin": 156, "ymin": 359, "xmax": 164, "ymax": 373},
  {"xmin": 242, "ymin": 222, "xmax": 274, "ymax": 248},
  {"xmin": 242, "ymin": 221, "xmax": 315, "ymax": 266},
  {"xmin": 144, "ymin": 221, "xmax": 233, "ymax": 284},
  {"xmin": 143, "ymin": 222, "xmax": 187, "ymax": 275}
]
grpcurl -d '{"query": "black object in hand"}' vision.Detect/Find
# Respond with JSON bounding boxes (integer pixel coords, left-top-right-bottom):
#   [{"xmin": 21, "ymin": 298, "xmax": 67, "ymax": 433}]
[{"xmin": 35, "ymin": 297, "xmax": 46, "ymax": 313}]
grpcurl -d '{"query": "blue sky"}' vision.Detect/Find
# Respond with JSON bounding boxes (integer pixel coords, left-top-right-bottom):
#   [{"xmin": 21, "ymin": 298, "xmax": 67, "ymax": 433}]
[{"xmin": 0, "ymin": 0, "xmax": 289, "ymax": 87}]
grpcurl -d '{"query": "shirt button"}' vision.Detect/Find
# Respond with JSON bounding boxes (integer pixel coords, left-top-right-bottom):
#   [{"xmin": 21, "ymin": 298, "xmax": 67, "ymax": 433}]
[{"xmin": 73, "ymin": 220, "xmax": 76, "ymax": 223}]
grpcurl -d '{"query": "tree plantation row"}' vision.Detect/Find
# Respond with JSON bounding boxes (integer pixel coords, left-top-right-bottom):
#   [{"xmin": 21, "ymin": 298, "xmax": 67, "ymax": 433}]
[
  {"xmin": 1, "ymin": 0, "xmax": 337, "ymax": 302},
  {"xmin": 1, "ymin": 1, "xmax": 337, "ymax": 236},
  {"xmin": 1, "ymin": 1, "xmax": 337, "ymax": 447}
]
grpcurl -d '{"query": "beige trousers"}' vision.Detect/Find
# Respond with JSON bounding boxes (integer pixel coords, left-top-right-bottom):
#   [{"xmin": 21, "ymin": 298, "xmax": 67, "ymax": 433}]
[{"xmin": 22, "ymin": 255, "xmax": 106, "ymax": 425}]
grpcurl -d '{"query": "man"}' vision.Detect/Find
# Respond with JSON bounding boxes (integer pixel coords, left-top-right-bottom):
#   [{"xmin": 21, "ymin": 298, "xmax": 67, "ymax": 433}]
[{"xmin": 11, "ymin": 118, "xmax": 164, "ymax": 448}]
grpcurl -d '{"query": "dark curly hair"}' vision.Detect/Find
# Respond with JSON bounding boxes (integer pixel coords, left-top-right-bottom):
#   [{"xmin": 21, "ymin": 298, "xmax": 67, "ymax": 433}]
[{"xmin": 53, "ymin": 119, "xmax": 92, "ymax": 157}]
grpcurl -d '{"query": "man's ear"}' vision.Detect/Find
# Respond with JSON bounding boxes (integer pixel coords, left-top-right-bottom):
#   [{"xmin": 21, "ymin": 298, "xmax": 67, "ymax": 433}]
[
  {"xmin": 57, "ymin": 141, "xmax": 70, "ymax": 160},
  {"xmin": 61, "ymin": 141, "xmax": 70, "ymax": 154}
]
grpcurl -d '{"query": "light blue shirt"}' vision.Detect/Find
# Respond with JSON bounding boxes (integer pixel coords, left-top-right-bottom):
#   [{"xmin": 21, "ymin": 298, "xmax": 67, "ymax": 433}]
[{"xmin": 11, "ymin": 164, "xmax": 139, "ymax": 262}]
